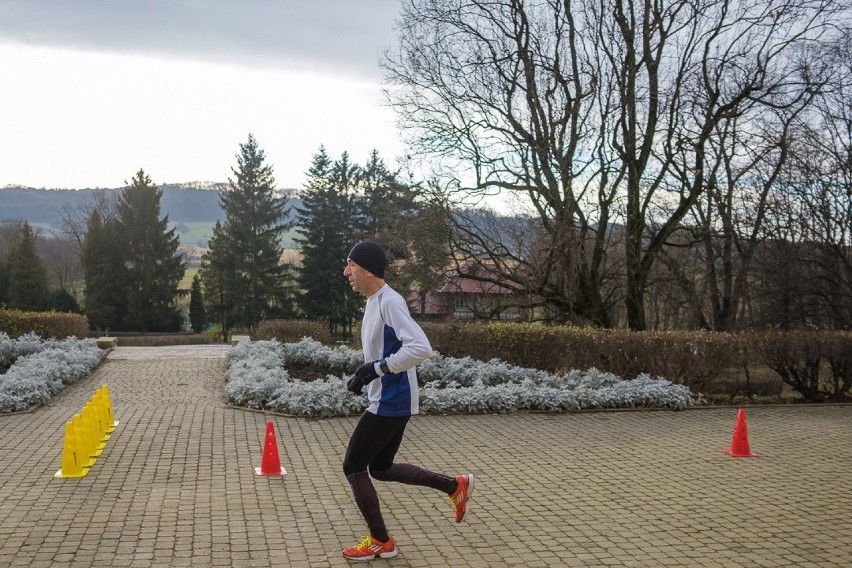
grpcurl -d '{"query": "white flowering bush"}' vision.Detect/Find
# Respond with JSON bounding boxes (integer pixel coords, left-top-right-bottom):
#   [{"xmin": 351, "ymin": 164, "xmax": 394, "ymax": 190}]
[
  {"xmin": 0, "ymin": 332, "xmax": 107, "ymax": 413},
  {"xmin": 225, "ymin": 338, "xmax": 701, "ymax": 417}
]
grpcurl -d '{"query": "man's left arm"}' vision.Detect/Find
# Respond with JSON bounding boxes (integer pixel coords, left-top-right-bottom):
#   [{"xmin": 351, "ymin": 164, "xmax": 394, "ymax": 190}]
[{"xmin": 381, "ymin": 299, "xmax": 432, "ymax": 374}]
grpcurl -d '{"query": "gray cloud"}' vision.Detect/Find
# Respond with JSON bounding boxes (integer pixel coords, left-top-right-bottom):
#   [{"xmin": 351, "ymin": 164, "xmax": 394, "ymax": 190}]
[{"xmin": 0, "ymin": 0, "xmax": 400, "ymax": 79}]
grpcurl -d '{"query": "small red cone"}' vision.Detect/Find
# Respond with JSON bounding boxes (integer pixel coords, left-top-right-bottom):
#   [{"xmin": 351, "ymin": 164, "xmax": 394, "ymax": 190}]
[
  {"xmin": 725, "ymin": 408, "xmax": 757, "ymax": 457},
  {"xmin": 255, "ymin": 420, "xmax": 287, "ymax": 476}
]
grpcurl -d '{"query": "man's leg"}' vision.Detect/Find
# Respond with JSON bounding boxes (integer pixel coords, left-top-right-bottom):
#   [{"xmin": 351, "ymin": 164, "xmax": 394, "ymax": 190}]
[
  {"xmin": 368, "ymin": 423, "xmax": 474, "ymax": 523},
  {"xmin": 343, "ymin": 412, "xmax": 410, "ymax": 543},
  {"xmin": 369, "ymin": 463, "xmax": 457, "ymax": 494},
  {"xmin": 346, "ymin": 471, "xmax": 388, "ymax": 543}
]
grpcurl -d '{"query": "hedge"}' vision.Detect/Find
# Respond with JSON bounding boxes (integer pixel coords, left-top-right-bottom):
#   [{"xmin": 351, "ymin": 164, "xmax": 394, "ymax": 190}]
[
  {"xmin": 253, "ymin": 319, "xmax": 333, "ymax": 345},
  {"xmin": 0, "ymin": 308, "xmax": 89, "ymax": 340},
  {"xmin": 249, "ymin": 320, "xmax": 852, "ymax": 401},
  {"xmin": 420, "ymin": 323, "xmax": 744, "ymax": 386}
]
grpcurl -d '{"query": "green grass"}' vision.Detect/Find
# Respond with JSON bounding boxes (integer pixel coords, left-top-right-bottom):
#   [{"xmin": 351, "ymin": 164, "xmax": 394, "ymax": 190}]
[
  {"xmin": 180, "ymin": 267, "xmax": 200, "ymax": 290},
  {"xmin": 172, "ymin": 221, "xmax": 300, "ymax": 248},
  {"xmin": 173, "ymin": 222, "xmax": 217, "ymax": 247}
]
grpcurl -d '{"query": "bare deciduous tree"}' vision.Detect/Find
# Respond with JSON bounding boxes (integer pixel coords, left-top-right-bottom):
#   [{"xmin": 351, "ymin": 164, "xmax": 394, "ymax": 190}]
[
  {"xmin": 383, "ymin": 0, "xmax": 618, "ymax": 325},
  {"xmin": 37, "ymin": 234, "xmax": 82, "ymax": 291},
  {"xmin": 59, "ymin": 189, "xmax": 117, "ymax": 249},
  {"xmin": 758, "ymin": 34, "xmax": 852, "ymax": 328},
  {"xmin": 383, "ymin": 0, "xmax": 847, "ymax": 328}
]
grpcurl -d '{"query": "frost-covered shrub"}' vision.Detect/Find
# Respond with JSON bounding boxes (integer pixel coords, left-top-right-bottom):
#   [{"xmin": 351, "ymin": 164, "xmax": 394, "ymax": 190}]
[
  {"xmin": 225, "ymin": 339, "xmax": 365, "ymax": 416},
  {"xmin": 0, "ymin": 331, "xmax": 50, "ymax": 369},
  {"xmin": 419, "ymin": 353, "xmax": 555, "ymax": 387},
  {"xmin": 0, "ymin": 334, "xmax": 106, "ymax": 413},
  {"xmin": 225, "ymin": 364, "xmax": 292, "ymax": 409},
  {"xmin": 0, "ymin": 332, "xmax": 15, "ymax": 370},
  {"xmin": 226, "ymin": 339, "xmax": 286, "ymax": 368},
  {"xmin": 267, "ymin": 377, "xmax": 367, "ymax": 418},
  {"xmin": 279, "ymin": 338, "xmax": 362, "ymax": 373},
  {"xmin": 418, "ymin": 372, "xmax": 695, "ymax": 414},
  {"xmin": 224, "ymin": 338, "xmax": 702, "ymax": 417}
]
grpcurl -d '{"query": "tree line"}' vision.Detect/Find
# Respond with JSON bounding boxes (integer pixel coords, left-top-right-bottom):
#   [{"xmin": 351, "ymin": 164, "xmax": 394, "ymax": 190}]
[
  {"xmin": 2, "ymin": 0, "xmax": 849, "ymax": 332},
  {"xmin": 199, "ymin": 136, "xmax": 447, "ymax": 340},
  {"xmin": 0, "ymin": 107, "xmax": 848, "ymax": 333},
  {"xmin": 0, "ymin": 170, "xmax": 188, "ymax": 332},
  {"xmin": 0, "ymin": 134, "xmax": 445, "ymax": 337}
]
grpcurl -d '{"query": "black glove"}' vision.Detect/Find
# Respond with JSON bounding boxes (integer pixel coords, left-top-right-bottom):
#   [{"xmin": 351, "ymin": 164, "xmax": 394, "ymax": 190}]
[{"xmin": 346, "ymin": 362, "xmax": 380, "ymax": 395}]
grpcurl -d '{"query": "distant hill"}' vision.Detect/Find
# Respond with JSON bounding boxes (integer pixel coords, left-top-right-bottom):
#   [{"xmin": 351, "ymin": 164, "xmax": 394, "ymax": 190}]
[{"xmin": 0, "ymin": 184, "xmax": 300, "ymax": 246}]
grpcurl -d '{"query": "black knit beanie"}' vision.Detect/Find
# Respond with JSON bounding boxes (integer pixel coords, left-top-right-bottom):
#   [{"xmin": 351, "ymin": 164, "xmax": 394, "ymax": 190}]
[{"xmin": 348, "ymin": 241, "xmax": 387, "ymax": 278}]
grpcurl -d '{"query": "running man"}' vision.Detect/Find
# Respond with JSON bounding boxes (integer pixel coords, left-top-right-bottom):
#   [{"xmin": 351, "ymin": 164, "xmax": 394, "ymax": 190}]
[{"xmin": 341, "ymin": 240, "xmax": 473, "ymax": 561}]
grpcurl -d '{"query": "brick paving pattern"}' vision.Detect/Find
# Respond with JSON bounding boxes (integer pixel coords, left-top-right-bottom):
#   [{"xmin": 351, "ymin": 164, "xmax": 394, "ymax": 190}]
[{"xmin": 0, "ymin": 345, "xmax": 850, "ymax": 567}]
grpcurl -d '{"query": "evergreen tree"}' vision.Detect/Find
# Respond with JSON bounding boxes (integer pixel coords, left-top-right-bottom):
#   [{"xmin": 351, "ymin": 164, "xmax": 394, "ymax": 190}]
[
  {"xmin": 42, "ymin": 288, "xmax": 81, "ymax": 313},
  {"xmin": 351, "ymin": 150, "xmax": 451, "ymax": 305},
  {"xmin": 273, "ymin": 261, "xmax": 301, "ymax": 319},
  {"xmin": 7, "ymin": 222, "xmax": 50, "ymax": 311},
  {"xmin": 358, "ymin": 150, "xmax": 398, "ymax": 239},
  {"xmin": 82, "ymin": 210, "xmax": 126, "ymax": 331},
  {"xmin": 295, "ymin": 146, "xmax": 361, "ymax": 335},
  {"xmin": 202, "ymin": 134, "xmax": 291, "ymax": 332},
  {"xmin": 356, "ymin": 150, "xmax": 421, "ymax": 263},
  {"xmin": 188, "ymin": 273, "xmax": 206, "ymax": 333},
  {"xmin": 200, "ymin": 221, "xmax": 238, "ymax": 340},
  {"xmin": 396, "ymin": 198, "xmax": 452, "ymax": 313},
  {"xmin": 115, "ymin": 169, "xmax": 185, "ymax": 331}
]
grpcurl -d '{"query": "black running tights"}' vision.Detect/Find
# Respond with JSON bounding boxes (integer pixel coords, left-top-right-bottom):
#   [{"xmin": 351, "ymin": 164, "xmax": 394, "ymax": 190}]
[{"xmin": 343, "ymin": 412, "xmax": 457, "ymax": 542}]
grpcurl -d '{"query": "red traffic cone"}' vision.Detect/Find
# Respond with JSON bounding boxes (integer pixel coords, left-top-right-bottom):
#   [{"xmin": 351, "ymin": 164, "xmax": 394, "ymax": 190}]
[
  {"xmin": 725, "ymin": 408, "xmax": 757, "ymax": 457},
  {"xmin": 255, "ymin": 420, "xmax": 287, "ymax": 476}
]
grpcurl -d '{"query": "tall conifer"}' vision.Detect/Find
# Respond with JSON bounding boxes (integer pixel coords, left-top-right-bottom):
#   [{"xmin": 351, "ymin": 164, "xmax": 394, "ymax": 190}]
[
  {"xmin": 202, "ymin": 135, "xmax": 291, "ymax": 332},
  {"xmin": 7, "ymin": 222, "xmax": 50, "ymax": 311},
  {"xmin": 115, "ymin": 169, "xmax": 185, "ymax": 331},
  {"xmin": 357, "ymin": 151, "xmax": 451, "ymax": 303},
  {"xmin": 295, "ymin": 147, "xmax": 361, "ymax": 335},
  {"xmin": 82, "ymin": 210, "xmax": 125, "ymax": 330},
  {"xmin": 199, "ymin": 221, "xmax": 237, "ymax": 340},
  {"xmin": 188, "ymin": 273, "xmax": 206, "ymax": 333}
]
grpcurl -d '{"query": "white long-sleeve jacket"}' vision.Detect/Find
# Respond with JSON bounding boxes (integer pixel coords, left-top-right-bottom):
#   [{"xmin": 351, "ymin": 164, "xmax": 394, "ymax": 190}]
[{"xmin": 360, "ymin": 283, "xmax": 432, "ymax": 416}]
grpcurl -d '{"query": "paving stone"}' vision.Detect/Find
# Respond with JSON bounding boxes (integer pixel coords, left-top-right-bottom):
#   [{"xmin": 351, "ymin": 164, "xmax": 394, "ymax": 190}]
[{"xmin": 0, "ymin": 345, "xmax": 850, "ymax": 566}]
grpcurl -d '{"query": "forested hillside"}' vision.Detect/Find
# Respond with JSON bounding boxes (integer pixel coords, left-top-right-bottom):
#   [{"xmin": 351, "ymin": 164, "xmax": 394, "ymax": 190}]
[
  {"xmin": 1, "ymin": 185, "xmax": 219, "ymax": 226},
  {"xmin": 0, "ymin": 185, "xmax": 299, "ymax": 244}
]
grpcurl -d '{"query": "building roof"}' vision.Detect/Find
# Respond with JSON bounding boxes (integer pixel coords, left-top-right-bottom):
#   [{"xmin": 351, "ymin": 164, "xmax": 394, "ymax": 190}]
[{"xmin": 439, "ymin": 276, "xmax": 517, "ymax": 295}]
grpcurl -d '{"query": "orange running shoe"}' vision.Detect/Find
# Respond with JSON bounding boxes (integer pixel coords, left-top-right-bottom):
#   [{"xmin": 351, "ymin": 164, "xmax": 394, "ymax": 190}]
[
  {"xmin": 342, "ymin": 535, "xmax": 397, "ymax": 561},
  {"xmin": 450, "ymin": 473, "xmax": 474, "ymax": 523}
]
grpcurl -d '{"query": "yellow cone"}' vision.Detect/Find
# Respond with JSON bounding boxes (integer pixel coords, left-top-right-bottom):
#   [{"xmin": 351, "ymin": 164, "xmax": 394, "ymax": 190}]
[
  {"xmin": 84, "ymin": 403, "xmax": 105, "ymax": 455},
  {"xmin": 92, "ymin": 391, "xmax": 111, "ymax": 442},
  {"xmin": 54, "ymin": 421, "xmax": 89, "ymax": 478},
  {"xmin": 74, "ymin": 412, "xmax": 100, "ymax": 463},
  {"xmin": 101, "ymin": 384, "xmax": 117, "ymax": 432},
  {"xmin": 54, "ymin": 386, "xmax": 122, "ymax": 479}
]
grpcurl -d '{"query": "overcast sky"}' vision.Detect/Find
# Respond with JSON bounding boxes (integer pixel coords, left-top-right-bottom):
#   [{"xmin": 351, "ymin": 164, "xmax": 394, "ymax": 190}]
[{"xmin": 0, "ymin": 0, "xmax": 404, "ymax": 190}]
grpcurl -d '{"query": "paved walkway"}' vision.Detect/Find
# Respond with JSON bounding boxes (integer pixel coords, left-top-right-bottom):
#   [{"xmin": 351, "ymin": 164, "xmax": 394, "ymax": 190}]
[{"xmin": 0, "ymin": 346, "xmax": 850, "ymax": 567}]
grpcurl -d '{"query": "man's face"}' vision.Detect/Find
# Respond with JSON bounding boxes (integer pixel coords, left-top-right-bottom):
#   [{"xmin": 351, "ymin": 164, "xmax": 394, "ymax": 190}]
[{"xmin": 344, "ymin": 259, "xmax": 372, "ymax": 296}]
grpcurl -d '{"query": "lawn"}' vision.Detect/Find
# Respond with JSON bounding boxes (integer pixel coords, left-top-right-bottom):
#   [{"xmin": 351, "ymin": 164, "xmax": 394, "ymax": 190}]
[
  {"xmin": 179, "ymin": 267, "xmax": 199, "ymax": 289},
  {"xmin": 172, "ymin": 221, "xmax": 217, "ymax": 247},
  {"xmin": 171, "ymin": 221, "xmax": 300, "ymax": 249}
]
